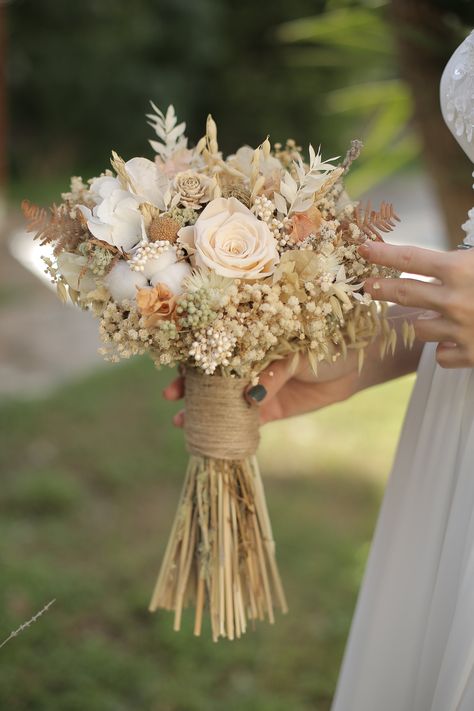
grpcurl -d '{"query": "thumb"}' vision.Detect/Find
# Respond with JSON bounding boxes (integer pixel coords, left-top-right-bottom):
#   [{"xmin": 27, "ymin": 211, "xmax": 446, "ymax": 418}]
[{"xmin": 245, "ymin": 357, "xmax": 293, "ymax": 407}]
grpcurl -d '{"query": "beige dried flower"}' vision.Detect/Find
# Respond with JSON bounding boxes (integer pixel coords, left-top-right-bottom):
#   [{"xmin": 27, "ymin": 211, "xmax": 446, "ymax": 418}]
[{"xmin": 173, "ymin": 171, "xmax": 215, "ymax": 209}]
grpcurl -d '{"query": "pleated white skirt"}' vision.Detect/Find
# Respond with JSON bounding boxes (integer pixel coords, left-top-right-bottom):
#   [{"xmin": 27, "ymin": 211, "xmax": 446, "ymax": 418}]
[{"xmin": 331, "ymin": 343, "xmax": 474, "ymax": 711}]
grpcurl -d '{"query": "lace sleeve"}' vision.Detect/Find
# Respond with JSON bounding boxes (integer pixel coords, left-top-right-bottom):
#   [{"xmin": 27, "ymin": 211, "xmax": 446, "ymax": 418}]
[{"xmin": 440, "ymin": 31, "xmax": 474, "ymax": 246}]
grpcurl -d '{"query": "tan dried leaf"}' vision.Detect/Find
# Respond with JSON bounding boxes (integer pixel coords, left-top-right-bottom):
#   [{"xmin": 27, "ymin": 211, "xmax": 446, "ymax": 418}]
[{"xmin": 56, "ymin": 282, "xmax": 68, "ymax": 304}]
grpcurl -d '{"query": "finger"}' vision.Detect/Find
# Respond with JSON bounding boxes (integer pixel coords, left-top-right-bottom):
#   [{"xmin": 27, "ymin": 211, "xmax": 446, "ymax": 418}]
[
  {"xmin": 436, "ymin": 343, "xmax": 472, "ymax": 369},
  {"xmin": 163, "ymin": 376, "xmax": 185, "ymax": 401},
  {"xmin": 414, "ymin": 315, "xmax": 459, "ymax": 343},
  {"xmin": 173, "ymin": 409, "xmax": 185, "ymax": 428},
  {"xmin": 359, "ymin": 241, "xmax": 447, "ymax": 279},
  {"xmin": 364, "ymin": 277, "xmax": 443, "ymax": 310},
  {"xmin": 245, "ymin": 358, "xmax": 293, "ymax": 406}
]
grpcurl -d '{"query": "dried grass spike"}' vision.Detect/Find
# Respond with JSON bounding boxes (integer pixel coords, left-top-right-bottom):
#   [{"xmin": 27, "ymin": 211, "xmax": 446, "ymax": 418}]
[{"xmin": 341, "ymin": 139, "xmax": 363, "ymax": 174}]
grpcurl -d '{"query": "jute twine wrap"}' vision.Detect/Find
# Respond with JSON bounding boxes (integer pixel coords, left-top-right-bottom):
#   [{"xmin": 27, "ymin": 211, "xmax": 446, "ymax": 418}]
[{"xmin": 184, "ymin": 368, "xmax": 260, "ymax": 460}]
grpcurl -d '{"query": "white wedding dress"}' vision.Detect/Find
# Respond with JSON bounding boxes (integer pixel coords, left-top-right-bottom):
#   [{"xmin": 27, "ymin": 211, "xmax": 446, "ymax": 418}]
[{"xmin": 331, "ymin": 33, "xmax": 474, "ymax": 711}]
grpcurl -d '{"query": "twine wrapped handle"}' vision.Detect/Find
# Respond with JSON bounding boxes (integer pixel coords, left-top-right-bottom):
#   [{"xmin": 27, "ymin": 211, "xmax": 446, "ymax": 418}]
[{"xmin": 184, "ymin": 368, "xmax": 260, "ymax": 460}]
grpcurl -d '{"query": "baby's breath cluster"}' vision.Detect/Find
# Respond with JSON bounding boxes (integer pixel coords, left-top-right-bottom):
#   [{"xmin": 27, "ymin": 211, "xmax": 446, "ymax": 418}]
[{"xmin": 190, "ymin": 325, "xmax": 237, "ymax": 375}]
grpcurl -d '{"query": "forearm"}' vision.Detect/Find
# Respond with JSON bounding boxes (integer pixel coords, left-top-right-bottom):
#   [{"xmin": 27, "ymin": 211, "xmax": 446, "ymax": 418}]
[{"xmin": 356, "ymin": 305, "xmax": 424, "ymax": 393}]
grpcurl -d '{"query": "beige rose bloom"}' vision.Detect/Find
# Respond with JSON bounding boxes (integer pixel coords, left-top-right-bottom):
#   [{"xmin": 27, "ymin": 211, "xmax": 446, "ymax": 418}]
[
  {"xmin": 178, "ymin": 197, "xmax": 279, "ymax": 280},
  {"xmin": 173, "ymin": 170, "xmax": 215, "ymax": 209}
]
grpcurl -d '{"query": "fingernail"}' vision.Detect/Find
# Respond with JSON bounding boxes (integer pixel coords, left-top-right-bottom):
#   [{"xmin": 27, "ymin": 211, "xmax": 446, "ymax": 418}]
[
  {"xmin": 247, "ymin": 384, "xmax": 267, "ymax": 403},
  {"xmin": 358, "ymin": 243, "xmax": 371, "ymax": 256},
  {"xmin": 372, "ymin": 281, "xmax": 381, "ymax": 290},
  {"xmin": 417, "ymin": 310, "xmax": 438, "ymax": 320}
]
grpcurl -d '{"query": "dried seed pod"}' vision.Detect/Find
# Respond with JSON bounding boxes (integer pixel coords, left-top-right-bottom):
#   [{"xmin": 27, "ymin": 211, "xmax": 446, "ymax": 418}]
[
  {"xmin": 221, "ymin": 183, "xmax": 252, "ymax": 208},
  {"xmin": 148, "ymin": 216, "xmax": 181, "ymax": 244}
]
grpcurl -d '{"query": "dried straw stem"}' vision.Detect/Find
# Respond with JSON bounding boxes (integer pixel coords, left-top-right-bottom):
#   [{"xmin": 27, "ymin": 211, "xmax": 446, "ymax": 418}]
[{"xmin": 149, "ymin": 455, "xmax": 288, "ymax": 641}]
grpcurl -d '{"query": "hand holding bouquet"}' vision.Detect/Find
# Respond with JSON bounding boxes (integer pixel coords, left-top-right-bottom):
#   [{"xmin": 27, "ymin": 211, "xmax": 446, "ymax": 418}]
[{"xmin": 24, "ymin": 104, "xmax": 407, "ymax": 640}]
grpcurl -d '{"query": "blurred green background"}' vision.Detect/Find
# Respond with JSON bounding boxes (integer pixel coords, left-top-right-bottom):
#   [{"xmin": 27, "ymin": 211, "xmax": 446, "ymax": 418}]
[{"xmin": 0, "ymin": 1, "xmax": 473, "ymax": 709}]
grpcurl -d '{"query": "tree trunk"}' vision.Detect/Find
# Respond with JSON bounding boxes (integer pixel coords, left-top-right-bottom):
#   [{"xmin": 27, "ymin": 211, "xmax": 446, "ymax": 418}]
[
  {"xmin": 390, "ymin": 0, "xmax": 473, "ymax": 249},
  {"xmin": 0, "ymin": 4, "xmax": 7, "ymax": 219}
]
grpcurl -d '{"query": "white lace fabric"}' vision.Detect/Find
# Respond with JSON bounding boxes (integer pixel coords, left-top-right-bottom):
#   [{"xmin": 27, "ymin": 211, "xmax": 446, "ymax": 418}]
[{"xmin": 441, "ymin": 31, "xmax": 474, "ymax": 246}]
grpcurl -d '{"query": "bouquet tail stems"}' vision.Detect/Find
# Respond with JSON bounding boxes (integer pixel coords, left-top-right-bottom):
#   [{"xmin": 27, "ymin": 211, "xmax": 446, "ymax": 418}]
[{"xmin": 149, "ymin": 454, "xmax": 288, "ymax": 641}]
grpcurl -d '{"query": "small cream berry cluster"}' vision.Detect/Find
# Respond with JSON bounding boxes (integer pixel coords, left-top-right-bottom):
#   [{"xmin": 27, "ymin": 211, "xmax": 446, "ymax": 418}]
[
  {"xmin": 129, "ymin": 240, "xmax": 174, "ymax": 272},
  {"xmin": 252, "ymin": 195, "xmax": 289, "ymax": 247},
  {"xmin": 189, "ymin": 326, "xmax": 237, "ymax": 375}
]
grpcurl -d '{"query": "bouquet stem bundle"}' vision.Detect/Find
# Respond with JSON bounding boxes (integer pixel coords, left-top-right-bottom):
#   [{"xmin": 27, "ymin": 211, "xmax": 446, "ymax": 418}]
[{"xmin": 149, "ymin": 370, "xmax": 288, "ymax": 641}]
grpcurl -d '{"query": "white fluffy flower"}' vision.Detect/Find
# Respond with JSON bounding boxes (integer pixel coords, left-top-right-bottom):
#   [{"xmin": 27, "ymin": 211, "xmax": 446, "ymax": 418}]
[
  {"xmin": 178, "ymin": 197, "xmax": 279, "ymax": 279},
  {"xmin": 78, "ymin": 190, "xmax": 145, "ymax": 254},
  {"xmin": 226, "ymin": 145, "xmax": 282, "ymax": 188},
  {"xmin": 79, "ymin": 159, "xmax": 171, "ymax": 254},
  {"xmin": 125, "ymin": 157, "xmax": 169, "ymax": 210},
  {"xmin": 57, "ymin": 252, "xmax": 97, "ymax": 296},
  {"xmin": 89, "ymin": 175, "xmax": 121, "ymax": 204}
]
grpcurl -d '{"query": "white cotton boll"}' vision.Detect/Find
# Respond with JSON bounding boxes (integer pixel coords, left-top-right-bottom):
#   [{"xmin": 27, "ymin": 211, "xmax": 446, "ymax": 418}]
[
  {"xmin": 104, "ymin": 260, "xmax": 148, "ymax": 302},
  {"xmin": 142, "ymin": 248, "xmax": 179, "ymax": 279},
  {"xmin": 150, "ymin": 261, "xmax": 192, "ymax": 294}
]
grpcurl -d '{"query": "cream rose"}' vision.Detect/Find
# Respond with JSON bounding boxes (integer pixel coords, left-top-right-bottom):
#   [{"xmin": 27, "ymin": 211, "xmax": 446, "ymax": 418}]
[{"xmin": 178, "ymin": 197, "xmax": 279, "ymax": 279}]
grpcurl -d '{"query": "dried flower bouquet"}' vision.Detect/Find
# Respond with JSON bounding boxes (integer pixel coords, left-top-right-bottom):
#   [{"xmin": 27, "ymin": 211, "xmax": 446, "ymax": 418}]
[{"xmin": 24, "ymin": 104, "xmax": 407, "ymax": 641}]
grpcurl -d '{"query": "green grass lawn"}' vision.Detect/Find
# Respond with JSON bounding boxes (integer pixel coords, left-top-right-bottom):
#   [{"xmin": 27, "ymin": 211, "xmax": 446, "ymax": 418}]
[{"xmin": 0, "ymin": 358, "xmax": 414, "ymax": 711}]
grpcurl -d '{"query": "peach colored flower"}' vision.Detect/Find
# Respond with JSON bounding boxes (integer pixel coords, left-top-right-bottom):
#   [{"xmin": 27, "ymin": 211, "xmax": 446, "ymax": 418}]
[
  {"xmin": 287, "ymin": 205, "xmax": 323, "ymax": 244},
  {"xmin": 136, "ymin": 284, "xmax": 176, "ymax": 327}
]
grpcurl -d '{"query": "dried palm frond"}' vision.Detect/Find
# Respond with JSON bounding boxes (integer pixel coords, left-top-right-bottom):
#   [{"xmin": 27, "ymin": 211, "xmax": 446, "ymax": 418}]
[{"xmin": 354, "ymin": 201, "xmax": 400, "ymax": 240}]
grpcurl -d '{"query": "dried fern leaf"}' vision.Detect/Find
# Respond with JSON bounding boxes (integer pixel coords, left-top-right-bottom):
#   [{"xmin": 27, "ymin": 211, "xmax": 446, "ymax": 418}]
[
  {"xmin": 22, "ymin": 200, "xmax": 49, "ymax": 235},
  {"xmin": 354, "ymin": 201, "xmax": 401, "ymax": 240}
]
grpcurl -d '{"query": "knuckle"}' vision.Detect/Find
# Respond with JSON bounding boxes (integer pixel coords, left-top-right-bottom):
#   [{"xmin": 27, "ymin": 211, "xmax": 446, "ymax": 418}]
[
  {"xmin": 413, "ymin": 320, "xmax": 428, "ymax": 340},
  {"xmin": 454, "ymin": 256, "xmax": 473, "ymax": 282},
  {"xmin": 451, "ymin": 301, "xmax": 473, "ymax": 327},
  {"xmin": 394, "ymin": 281, "xmax": 409, "ymax": 306},
  {"xmin": 442, "ymin": 253, "xmax": 462, "ymax": 280},
  {"xmin": 443, "ymin": 293, "xmax": 463, "ymax": 319},
  {"xmin": 400, "ymin": 247, "xmax": 415, "ymax": 272},
  {"xmin": 465, "ymin": 345, "xmax": 474, "ymax": 367},
  {"xmin": 436, "ymin": 351, "xmax": 449, "ymax": 369}
]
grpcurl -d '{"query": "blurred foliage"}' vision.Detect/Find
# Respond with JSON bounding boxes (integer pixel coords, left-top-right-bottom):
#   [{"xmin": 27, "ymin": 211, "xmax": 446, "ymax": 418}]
[
  {"xmin": 0, "ymin": 356, "xmax": 413, "ymax": 710},
  {"xmin": 8, "ymin": 0, "xmax": 339, "ymax": 183},
  {"xmin": 6, "ymin": 0, "xmax": 474, "ymax": 197},
  {"xmin": 278, "ymin": 0, "xmax": 474, "ymax": 197},
  {"xmin": 278, "ymin": 0, "xmax": 465, "ymax": 195}
]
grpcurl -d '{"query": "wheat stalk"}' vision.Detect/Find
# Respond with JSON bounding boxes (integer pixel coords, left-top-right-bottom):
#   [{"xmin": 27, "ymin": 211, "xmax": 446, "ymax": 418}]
[{"xmin": 0, "ymin": 599, "xmax": 56, "ymax": 650}]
